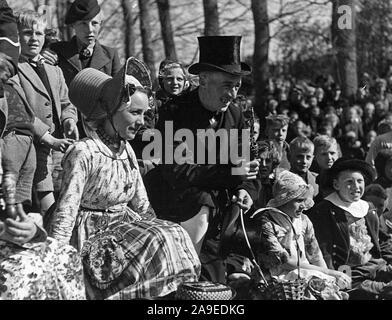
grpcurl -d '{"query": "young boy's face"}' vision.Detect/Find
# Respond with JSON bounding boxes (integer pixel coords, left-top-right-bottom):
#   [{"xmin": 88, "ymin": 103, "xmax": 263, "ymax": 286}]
[
  {"xmin": 266, "ymin": 123, "xmax": 288, "ymax": 143},
  {"xmin": 333, "ymin": 170, "xmax": 365, "ymax": 203},
  {"xmin": 290, "ymin": 147, "xmax": 314, "ymax": 174},
  {"xmin": 315, "ymin": 144, "xmax": 338, "ymax": 170},
  {"xmin": 19, "ymin": 23, "xmax": 45, "ymax": 58},
  {"xmin": 259, "ymin": 152, "xmax": 273, "ymax": 179},
  {"xmin": 73, "ymin": 13, "xmax": 102, "ymax": 47}
]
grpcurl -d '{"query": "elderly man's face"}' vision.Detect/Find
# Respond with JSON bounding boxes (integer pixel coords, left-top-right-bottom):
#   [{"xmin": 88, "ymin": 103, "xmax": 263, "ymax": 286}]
[
  {"xmin": 200, "ymin": 71, "xmax": 241, "ymax": 112},
  {"xmin": 73, "ymin": 13, "xmax": 102, "ymax": 47}
]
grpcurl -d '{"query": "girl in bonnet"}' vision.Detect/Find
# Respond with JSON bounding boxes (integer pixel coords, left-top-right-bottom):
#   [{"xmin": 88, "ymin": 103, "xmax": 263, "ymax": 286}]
[
  {"xmin": 257, "ymin": 170, "xmax": 351, "ymax": 294},
  {"xmin": 49, "ymin": 57, "xmax": 200, "ymax": 300}
]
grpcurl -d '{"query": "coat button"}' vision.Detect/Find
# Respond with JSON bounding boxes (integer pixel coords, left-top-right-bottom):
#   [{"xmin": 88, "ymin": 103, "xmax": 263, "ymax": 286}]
[
  {"xmin": 331, "ymin": 212, "xmax": 335, "ymax": 215},
  {"xmin": 375, "ymin": 295, "xmax": 379, "ymax": 299},
  {"xmin": 333, "ymin": 244, "xmax": 337, "ymax": 248},
  {"xmin": 332, "ymin": 252, "xmax": 336, "ymax": 256}
]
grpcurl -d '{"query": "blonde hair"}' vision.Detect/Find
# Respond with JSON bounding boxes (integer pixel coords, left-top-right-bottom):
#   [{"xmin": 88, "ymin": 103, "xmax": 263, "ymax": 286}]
[
  {"xmin": 289, "ymin": 136, "xmax": 314, "ymax": 154},
  {"xmin": 313, "ymin": 135, "xmax": 338, "ymax": 155},
  {"xmin": 15, "ymin": 10, "xmax": 47, "ymax": 30}
]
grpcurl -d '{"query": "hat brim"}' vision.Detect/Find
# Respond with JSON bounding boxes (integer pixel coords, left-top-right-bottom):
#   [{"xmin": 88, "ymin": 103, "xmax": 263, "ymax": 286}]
[
  {"xmin": 324, "ymin": 159, "xmax": 376, "ymax": 189},
  {"xmin": 188, "ymin": 62, "xmax": 251, "ymax": 76},
  {"xmin": 69, "ymin": 68, "xmax": 111, "ymax": 120},
  {"xmin": 100, "ymin": 57, "xmax": 152, "ymax": 115},
  {"xmin": 65, "ymin": 5, "xmax": 100, "ymax": 25}
]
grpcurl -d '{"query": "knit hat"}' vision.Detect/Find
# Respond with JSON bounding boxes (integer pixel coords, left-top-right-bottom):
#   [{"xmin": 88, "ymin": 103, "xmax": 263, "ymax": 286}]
[
  {"xmin": 267, "ymin": 170, "xmax": 314, "ymax": 209},
  {"xmin": 69, "ymin": 56, "xmax": 151, "ymax": 120},
  {"xmin": 0, "ymin": 0, "xmax": 20, "ymax": 76},
  {"xmin": 65, "ymin": 0, "xmax": 101, "ymax": 25}
]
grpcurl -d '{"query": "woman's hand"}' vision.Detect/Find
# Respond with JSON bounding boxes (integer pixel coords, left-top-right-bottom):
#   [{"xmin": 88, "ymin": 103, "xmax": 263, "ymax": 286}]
[
  {"xmin": 0, "ymin": 208, "xmax": 37, "ymax": 245},
  {"xmin": 328, "ymin": 269, "xmax": 352, "ymax": 289}
]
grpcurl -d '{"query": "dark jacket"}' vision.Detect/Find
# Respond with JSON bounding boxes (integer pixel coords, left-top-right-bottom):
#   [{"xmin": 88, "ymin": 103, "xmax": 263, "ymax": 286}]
[
  {"xmin": 50, "ymin": 37, "xmax": 121, "ymax": 86},
  {"xmin": 144, "ymin": 88, "xmax": 259, "ymax": 223},
  {"xmin": 307, "ymin": 199, "xmax": 381, "ymax": 270}
]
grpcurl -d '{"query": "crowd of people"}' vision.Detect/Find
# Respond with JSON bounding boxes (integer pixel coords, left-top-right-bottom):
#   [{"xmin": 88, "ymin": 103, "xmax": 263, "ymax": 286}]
[{"xmin": 1, "ymin": 0, "xmax": 392, "ymax": 300}]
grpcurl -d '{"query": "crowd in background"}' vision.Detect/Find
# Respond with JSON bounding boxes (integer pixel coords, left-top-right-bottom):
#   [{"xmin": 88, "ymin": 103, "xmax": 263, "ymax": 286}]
[{"xmin": 4, "ymin": 0, "xmax": 392, "ymax": 301}]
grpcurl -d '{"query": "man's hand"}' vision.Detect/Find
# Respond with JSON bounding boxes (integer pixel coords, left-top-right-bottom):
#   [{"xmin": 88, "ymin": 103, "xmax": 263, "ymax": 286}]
[
  {"xmin": 233, "ymin": 159, "xmax": 260, "ymax": 181},
  {"xmin": 63, "ymin": 118, "xmax": 79, "ymax": 140},
  {"xmin": 235, "ymin": 189, "xmax": 254, "ymax": 213},
  {"xmin": 0, "ymin": 53, "xmax": 15, "ymax": 83},
  {"xmin": 41, "ymin": 48, "xmax": 58, "ymax": 66},
  {"xmin": 0, "ymin": 207, "xmax": 37, "ymax": 245}
]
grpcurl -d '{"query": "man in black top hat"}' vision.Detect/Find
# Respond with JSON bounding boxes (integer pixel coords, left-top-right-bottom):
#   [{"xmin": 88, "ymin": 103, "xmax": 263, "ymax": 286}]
[{"xmin": 144, "ymin": 36, "xmax": 260, "ymax": 283}]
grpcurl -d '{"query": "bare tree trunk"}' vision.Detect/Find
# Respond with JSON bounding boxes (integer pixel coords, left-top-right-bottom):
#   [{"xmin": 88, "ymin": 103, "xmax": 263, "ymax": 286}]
[
  {"xmin": 156, "ymin": 0, "xmax": 177, "ymax": 61},
  {"xmin": 331, "ymin": 0, "xmax": 357, "ymax": 102},
  {"xmin": 56, "ymin": 0, "xmax": 73, "ymax": 41},
  {"xmin": 251, "ymin": 0, "xmax": 269, "ymax": 122},
  {"xmin": 138, "ymin": 0, "xmax": 157, "ymax": 81},
  {"xmin": 203, "ymin": 0, "xmax": 220, "ymax": 36},
  {"xmin": 121, "ymin": 0, "xmax": 136, "ymax": 58}
]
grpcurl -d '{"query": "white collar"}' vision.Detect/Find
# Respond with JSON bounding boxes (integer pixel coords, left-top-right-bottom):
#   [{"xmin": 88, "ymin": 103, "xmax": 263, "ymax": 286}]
[{"xmin": 325, "ymin": 192, "xmax": 369, "ymax": 218}]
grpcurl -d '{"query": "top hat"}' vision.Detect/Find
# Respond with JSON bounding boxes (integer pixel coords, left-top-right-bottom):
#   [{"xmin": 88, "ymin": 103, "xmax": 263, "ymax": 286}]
[
  {"xmin": 69, "ymin": 56, "xmax": 152, "ymax": 120},
  {"xmin": 188, "ymin": 36, "xmax": 251, "ymax": 76},
  {"xmin": 65, "ymin": 0, "xmax": 101, "ymax": 25}
]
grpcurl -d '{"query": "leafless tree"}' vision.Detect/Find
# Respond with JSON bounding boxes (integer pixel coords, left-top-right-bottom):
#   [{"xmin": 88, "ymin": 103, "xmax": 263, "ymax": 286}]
[
  {"xmin": 251, "ymin": 0, "xmax": 269, "ymax": 119},
  {"xmin": 121, "ymin": 0, "xmax": 136, "ymax": 58},
  {"xmin": 56, "ymin": 0, "xmax": 73, "ymax": 41},
  {"xmin": 138, "ymin": 0, "xmax": 157, "ymax": 80},
  {"xmin": 157, "ymin": 0, "xmax": 177, "ymax": 60},
  {"xmin": 331, "ymin": 0, "xmax": 357, "ymax": 100},
  {"xmin": 203, "ymin": 0, "xmax": 220, "ymax": 35}
]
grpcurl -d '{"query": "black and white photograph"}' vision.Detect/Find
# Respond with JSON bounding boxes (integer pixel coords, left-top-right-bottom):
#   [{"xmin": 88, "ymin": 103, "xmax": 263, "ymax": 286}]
[{"xmin": 0, "ymin": 0, "xmax": 391, "ymax": 310}]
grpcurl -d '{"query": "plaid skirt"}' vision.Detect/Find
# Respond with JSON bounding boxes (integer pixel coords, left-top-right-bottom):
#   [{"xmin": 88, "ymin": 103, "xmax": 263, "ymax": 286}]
[{"xmin": 75, "ymin": 208, "xmax": 201, "ymax": 300}]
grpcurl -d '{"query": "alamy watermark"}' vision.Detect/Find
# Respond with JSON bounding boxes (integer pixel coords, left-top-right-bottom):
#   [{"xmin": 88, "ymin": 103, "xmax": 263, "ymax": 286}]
[
  {"xmin": 337, "ymin": 5, "xmax": 353, "ymax": 30},
  {"xmin": 140, "ymin": 121, "xmax": 252, "ymax": 176}
]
